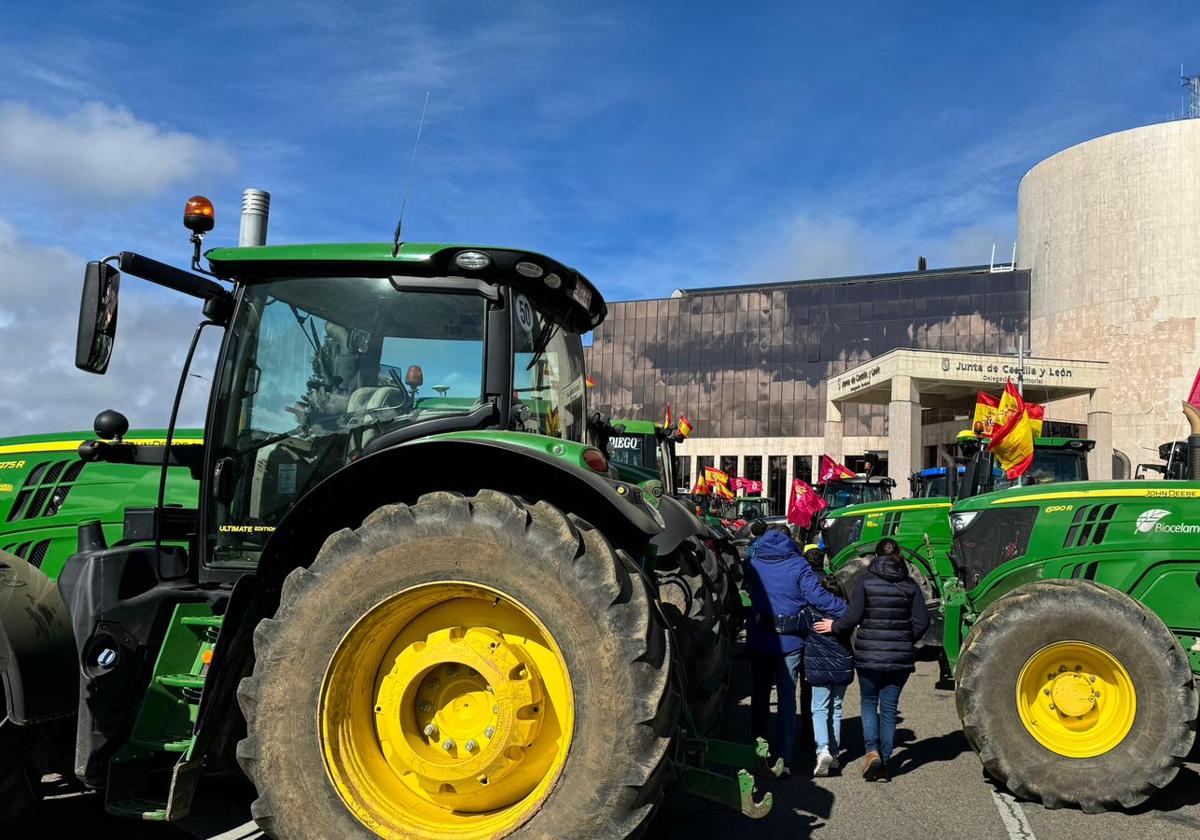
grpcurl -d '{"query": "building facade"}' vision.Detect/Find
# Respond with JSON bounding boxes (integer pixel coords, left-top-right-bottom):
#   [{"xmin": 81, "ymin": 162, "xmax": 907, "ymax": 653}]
[
  {"xmin": 587, "ymin": 119, "xmax": 1200, "ymax": 508},
  {"xmin": 584, "ymin": 266, "xmax": 1038, "ymax": 509}
]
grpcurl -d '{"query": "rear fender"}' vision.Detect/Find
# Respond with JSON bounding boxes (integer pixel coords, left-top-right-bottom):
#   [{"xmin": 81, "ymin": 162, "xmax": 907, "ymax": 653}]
[
  {"xmin": 651, "ymin": 495, "xmax": 708, "ymax": 557},
  {"xmin": 254, "ymin": 436, "xmax": 662, "ymax": 593},
  {"xmin": 0, "ymin": 550, "xmax": 77, "ymax": 724}
]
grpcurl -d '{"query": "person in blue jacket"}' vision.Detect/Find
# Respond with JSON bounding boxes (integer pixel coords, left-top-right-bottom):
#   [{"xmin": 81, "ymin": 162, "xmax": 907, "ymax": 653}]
[
  {"xmin": 745, "ymin": 525, "xmax": 847, "ymax": 774},
  {"xmin": 801, "ymin": 545, "xmax": 854, "ymax": 777},
  {"xmin": 815, "ymin": 538, "xmax": 930, "ymax": 781}
]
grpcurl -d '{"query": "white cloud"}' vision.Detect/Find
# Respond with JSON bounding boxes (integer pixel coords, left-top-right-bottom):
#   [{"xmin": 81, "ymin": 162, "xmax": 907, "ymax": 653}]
[
  {"xmin": 0, "ymin": 217, "xmax": 218, "ymax": 436},
  {"xmin": 0, "ymin": 101, "xmax": 235, "ymax": 201}
]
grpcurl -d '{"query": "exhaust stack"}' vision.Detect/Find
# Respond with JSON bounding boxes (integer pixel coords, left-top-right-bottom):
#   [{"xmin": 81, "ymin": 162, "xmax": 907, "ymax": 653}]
[{"xmin": 238, "ymin": 188, "xmax": 270, "ymax": 247}]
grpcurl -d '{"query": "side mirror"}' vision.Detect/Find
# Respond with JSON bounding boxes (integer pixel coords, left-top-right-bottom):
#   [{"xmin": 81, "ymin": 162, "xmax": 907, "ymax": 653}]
[{"xmin": 76, "ymin": 261, "xmax": 121, "ymax": 374}]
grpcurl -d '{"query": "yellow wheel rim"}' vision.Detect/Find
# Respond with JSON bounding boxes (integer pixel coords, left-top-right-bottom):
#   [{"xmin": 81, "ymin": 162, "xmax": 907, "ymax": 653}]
[
  {"xmin": 320, "ymin": 582, "xmax": 574, "ymax": 838},
  {"xmin": 1015, "ymin": 640, "xmax": 1136, "ymax": 758}
]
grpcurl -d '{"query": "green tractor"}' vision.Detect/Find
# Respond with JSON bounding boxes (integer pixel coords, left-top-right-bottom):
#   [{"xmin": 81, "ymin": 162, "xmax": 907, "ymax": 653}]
[
  {"xmin": 819, "ymin": 435, "xmax": 1093, "ymax": 648},
  {"xmin": 0, "ymin": 197, "xmax": 771, "ymax": 838},
  {"xmin": 941, "ymin": 412, "xmax": 1200, "ymax": 811},
  {"xmin": 0, "ymin": 428, "xmax": 201, "ymax": 578}
]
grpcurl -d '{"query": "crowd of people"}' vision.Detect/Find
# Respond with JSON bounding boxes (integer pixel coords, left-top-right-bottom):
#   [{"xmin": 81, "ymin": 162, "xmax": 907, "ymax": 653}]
[{"xmin": 744, "ymin": 521, "xmax": 930, "ymax": 780}]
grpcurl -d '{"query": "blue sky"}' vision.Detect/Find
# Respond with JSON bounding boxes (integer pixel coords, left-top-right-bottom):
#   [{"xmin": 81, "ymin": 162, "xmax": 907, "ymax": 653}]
[{"xmin": 0, "ymin": 1, "xmax": 1198, "ymax": 432}]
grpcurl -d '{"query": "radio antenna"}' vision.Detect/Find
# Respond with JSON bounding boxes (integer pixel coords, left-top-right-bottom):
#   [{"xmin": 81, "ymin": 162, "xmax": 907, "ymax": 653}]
[{"xmin": 392, "ymin": 90, "xmax": 431, "ymax": 256}]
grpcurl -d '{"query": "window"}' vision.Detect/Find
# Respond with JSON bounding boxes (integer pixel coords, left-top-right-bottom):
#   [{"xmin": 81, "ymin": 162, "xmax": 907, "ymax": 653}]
[
  {"xmin": 676, "ymin": 455, "xmax": 692, "ymax": 492},
  {"xmin": 743, "ymin": 455, "xmax": 762, "ymax": 482},
  {"xmin": 768, "ymin": 455, "xmax": 787, "ymax": 516},
  {"xmin": 512, "ymin": 300, "xmax": 587, "ymax": 442},
  {"xmin": 210, "ymin": 277, "xmax": 489, "ymax": 567},
  {"xmin": 791, "ymin": 455, "xmax": 812, "ymax": 484},
  {"xmin": 720, "ymin": 455, "xmax": 738, "ymax": 477}
]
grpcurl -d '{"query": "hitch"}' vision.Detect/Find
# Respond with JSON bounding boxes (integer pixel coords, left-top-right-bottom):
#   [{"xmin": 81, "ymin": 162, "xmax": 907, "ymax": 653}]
[{"xmin": 673, "ymin": 735, "xmax": 775, "ymax": 819}]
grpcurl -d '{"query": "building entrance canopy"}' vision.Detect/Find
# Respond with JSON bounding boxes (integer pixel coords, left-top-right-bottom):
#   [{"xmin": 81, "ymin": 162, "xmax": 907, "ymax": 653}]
[{"xmin": 823, "ymin": 348, "xmax": 1111, "ymax": 495}]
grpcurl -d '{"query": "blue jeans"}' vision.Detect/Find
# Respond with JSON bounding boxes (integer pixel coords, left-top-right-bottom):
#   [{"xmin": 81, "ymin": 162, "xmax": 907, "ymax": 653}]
[
  {"xmin": 750, "ymin": 649, "xmax": 804, "ymax": 764},
  {"xmin": 858, "ymin": 669, "xmax": 909, "ymax": 761},
  {"xmin": 810, "ymin": 684, "xmax": 847, "ymax": 754}
]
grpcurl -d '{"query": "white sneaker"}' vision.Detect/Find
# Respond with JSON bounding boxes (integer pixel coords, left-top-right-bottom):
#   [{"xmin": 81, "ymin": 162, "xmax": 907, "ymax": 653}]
[
  {"xmin": 829, "ymin": 752, "xmax": 841, "ymax": 772},
  {"xmin": 814, "ymin": 749, "xmax": 834, "ymax": 777}
]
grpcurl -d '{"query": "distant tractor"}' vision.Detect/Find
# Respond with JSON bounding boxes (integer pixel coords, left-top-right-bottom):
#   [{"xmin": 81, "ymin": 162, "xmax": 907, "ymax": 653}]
[
  {"xmin": 0, "ymin": 195, "xmax": 771, "ymax": 838},
  {"xmin": 819, "ymin": 435, "xmax": 1093, "ymax": 649}
]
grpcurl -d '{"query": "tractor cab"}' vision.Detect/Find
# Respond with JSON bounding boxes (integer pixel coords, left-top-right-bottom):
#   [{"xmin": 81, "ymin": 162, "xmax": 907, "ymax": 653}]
[
  {"xmin": 1135, "ymin": 441, "xmax": 1190, "ymax": 480},
  {"xmin": 819, "ymin": 475, "xmax": 895, "ymax": 510},
  {"xmin": 590, "ymin": 416, "xmax": 688, "ymax": 494},
  {"xmin": 910, "ymin": 466, "xmax": 966, "ymax": 498}
]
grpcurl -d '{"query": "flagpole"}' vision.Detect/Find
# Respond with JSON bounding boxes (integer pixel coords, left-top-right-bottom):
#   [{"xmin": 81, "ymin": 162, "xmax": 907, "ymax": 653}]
[{"xmin": 1017, "ymin": 336, "xmax": 1025, "ymax": 487}]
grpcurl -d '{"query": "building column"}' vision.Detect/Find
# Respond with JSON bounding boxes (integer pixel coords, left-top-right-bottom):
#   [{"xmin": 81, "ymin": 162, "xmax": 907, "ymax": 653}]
[
  {"xmin": 823, "ymin": 399, "xmax": 844, "ymax": 468},
  {"xmin": 1087, "ymin": 387, "xmax": 1113, "ymax": 480},
  {"xmin": 888, "ymin": 376, "xmax": 922, "ymax": 499}
]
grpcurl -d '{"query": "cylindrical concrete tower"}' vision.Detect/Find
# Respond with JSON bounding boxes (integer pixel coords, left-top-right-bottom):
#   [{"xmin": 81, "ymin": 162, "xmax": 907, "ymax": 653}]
[{"xmin": 1017, "ymin": 120, "xmax": 1200, "ymax": 476}]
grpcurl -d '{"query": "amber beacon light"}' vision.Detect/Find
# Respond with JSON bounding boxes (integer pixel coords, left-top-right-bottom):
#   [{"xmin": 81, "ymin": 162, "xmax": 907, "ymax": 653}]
[{"xmin": 183, "ymin": 196, "xmax": 216, "ymax": 233}]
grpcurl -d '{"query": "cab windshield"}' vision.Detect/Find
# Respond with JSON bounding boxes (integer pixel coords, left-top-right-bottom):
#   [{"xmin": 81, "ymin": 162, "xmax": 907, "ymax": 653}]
[
  {"xmin": 822, "ymin": 481, "xmax": 891, "ymax": 509},
  {"xmin": 209, "ymin": 276, "xmax": 489, "ymax": 566},
  {"xmin": 994, "ymin": 450, "xmax": 1086, "ymax": 490}
]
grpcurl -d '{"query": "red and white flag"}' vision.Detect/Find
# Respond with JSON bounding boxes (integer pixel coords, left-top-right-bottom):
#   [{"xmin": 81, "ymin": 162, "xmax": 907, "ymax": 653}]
[
  {"xmin": 819, "ymin": 454, "xmax": 855, "ymax": 483},
  {"xmin": 787, "ymin": 478, "xmax": 827, "ymax": 528}
]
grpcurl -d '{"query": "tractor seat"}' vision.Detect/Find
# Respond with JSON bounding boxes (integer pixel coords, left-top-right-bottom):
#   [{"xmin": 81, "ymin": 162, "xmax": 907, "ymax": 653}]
[{"xmin": 347, "ymin": 386, "xmax": 408, "ymax": 450}]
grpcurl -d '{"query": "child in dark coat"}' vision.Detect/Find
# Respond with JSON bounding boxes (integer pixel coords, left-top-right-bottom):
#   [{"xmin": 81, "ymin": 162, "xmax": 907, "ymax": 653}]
[{"xmin": 801, "ymin": 547, "xmax": 854, "ymax": 776}]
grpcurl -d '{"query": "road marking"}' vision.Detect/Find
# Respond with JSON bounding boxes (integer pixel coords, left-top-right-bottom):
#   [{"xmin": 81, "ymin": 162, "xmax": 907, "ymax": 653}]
[{"xmin": 991, "ymin": 790, "xmax": 1037, "ymax": 840}]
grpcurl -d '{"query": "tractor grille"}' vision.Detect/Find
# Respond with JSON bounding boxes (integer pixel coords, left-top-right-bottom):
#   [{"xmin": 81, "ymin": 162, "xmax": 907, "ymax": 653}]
[
  {"xmin": 1062, "ymin": 504, "xmax": 1120, "ymax": 548},
  {"xmin": 952, "ymin": 507, "xmax": 1038, "ymax": 588},
  {"xmin": 6, "ymin": 458, "xmax": 88, "ymax": 522},
  {"xmin": 2, "ymin": 538, "xmax": 52, "ymax": 568}
]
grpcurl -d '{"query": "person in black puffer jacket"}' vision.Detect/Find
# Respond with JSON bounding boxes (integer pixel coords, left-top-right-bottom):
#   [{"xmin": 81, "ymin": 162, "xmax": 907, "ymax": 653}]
[
  {"xmin": 801, "ymin": 546, "xmax": 853, "ymax": 777},
  {"xmin": 815, "ymin": 538, "xmax": 929, "ymax": 782}
]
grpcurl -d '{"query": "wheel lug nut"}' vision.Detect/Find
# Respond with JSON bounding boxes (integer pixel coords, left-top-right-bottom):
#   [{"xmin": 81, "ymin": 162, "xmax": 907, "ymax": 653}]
[
  {"xmin": 465, "ymin": 739, "xmax": 478, "ymax": 752},
  {"xmin": 1074, "ymin": 665, "xmax": 1082, "ymax": 671},
  {"xmin": 419, "ymin": 701, "xmax": 432, "ymax": 713},
  {"xmin": 1043, "ymin": 689, "xmax": 1051, "ymax": 696},
  {"xmin": 1049, "ymin": 703, "xmax": 1056, "ymax": 711},
  {"xmin": 1058, "ymin": 665, "xmax": 1066, "ymax": 672},
  {"xmin": 485, "ymin": 726, "xmax": 495, "ymax": 738},
  {"xmin": 1089, "ymin": 675, "xmax": 1096, "ymax": 683},
  {"xmin": 428, "ymin": 678, "xmax": 440, "ymax": 690},
  {"xmin": 424, "ymin": 724, "xmax": 438, "ymax": 738},
  {"xmin": 447, "ymin": 664, "xmax": 459, "ymax": 676},
  {"xmin": 443, "ymin": 739, "xmax": 456, "ymax": 752}
]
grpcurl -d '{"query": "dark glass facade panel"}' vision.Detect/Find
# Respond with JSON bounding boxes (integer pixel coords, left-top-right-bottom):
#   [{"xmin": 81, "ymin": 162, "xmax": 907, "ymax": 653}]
[
  {"xmin": 720, "ymin": 455, "xmax": 737, "ymax": 477},
  {"xmin": 696, "ymin": 455, "xmax": 713, "ymax": 475},
  {"xmin": 768, "ymin": 456, "xmax": 787, "ymax": 516},
  {"xmin": 743, "ymin": 455, "xmax": 762, "ymax": 483},
  {"xmin": 585, "ymin": 269, "xmax": 1030, "ymax": 439},
  {"xmin": 792, "ymin": 455, "xmax": 812, "ymax": 484}
]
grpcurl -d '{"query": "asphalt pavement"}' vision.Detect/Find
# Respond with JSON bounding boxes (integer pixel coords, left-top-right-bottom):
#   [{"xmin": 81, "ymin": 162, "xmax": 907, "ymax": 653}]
[{"xmin": 28, "ymin": 649, "xmax": 1200, "ymax": 840}]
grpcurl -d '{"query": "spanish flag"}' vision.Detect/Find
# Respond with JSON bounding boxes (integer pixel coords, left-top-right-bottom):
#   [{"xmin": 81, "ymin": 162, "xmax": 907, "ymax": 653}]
[
  {"xmin": 989, "ymin": 380, "xmax": 1036, "ymax": 479},
  {"xmin": 704, "ymin": 466, "xmax": 735, "ymax": 500},
  {"xmin": 663, "ymin": 402, "xmax": 672, "ymax": 428},
  {"xmin": 585, "ymin": 375, "xmax": 596, "ymax": 388},
  {"xmin": 677, "ymin": 416, "xmax": 693, "ymax": 438},
  {"xmin": 972, "ymin": 391, "xmax": 1000, "ymax": 436}
]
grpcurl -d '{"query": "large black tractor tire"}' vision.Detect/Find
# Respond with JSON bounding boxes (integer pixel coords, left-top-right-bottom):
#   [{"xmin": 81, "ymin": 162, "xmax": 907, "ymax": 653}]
[
  {"xmin": 697, "ymin": 541, "xmax": 739, "ymax": 619},
  {"xmin": 237, "ymin": 490, "xmax": 677, "ymax": 839},
  {"xmin": 656, "ymin": 540, "xmax": 731, "ymax": 733},
  {"xmin": 0, "ymin": 701, "xmax": 57, "ymax": 832},
  {"xmin": 955, "ymin": 579, "xmax": 1196, "ymax": 812}
]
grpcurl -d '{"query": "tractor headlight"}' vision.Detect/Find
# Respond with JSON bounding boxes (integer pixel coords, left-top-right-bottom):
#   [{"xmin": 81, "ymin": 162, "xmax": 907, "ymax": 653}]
[{"xmin": 950, "ymin": 511, "xmax": 980, "ymax": 533}]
